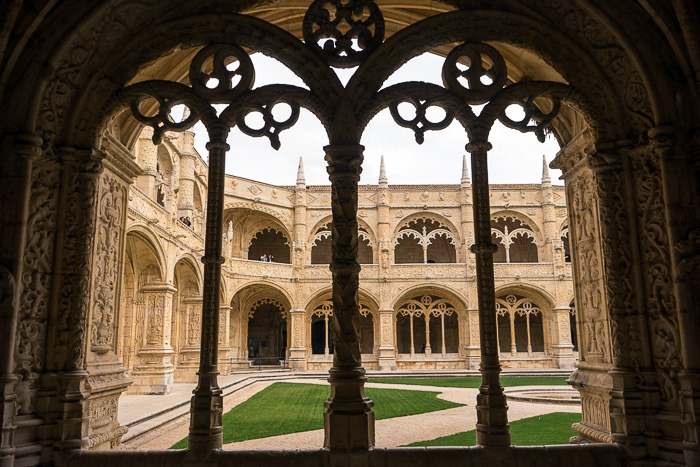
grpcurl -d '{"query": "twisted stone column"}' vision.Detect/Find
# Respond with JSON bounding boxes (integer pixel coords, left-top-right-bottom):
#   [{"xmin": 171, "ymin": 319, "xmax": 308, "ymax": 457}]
[
  {"xmin": 467, "ymin": 140, "xmax": 510, "ymax": 447},
  {"xmin": 187, "ymin": 126, "xmax": 229, "ymax": 453},
  {"xmin": 323, "ymin": 144, "xmax": 375, "ymax": 452}
]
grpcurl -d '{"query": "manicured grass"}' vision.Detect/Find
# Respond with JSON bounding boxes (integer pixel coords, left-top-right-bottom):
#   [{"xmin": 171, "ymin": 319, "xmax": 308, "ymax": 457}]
[
  {"xmin": 406, "ymin": 412, "xmax": 580, "ymax": 446},
  {"xmin": 171, "ymin": 382, "xmax": 463, "ymax": 449},
  {"xmin": 368, "ymin": 376, "xmax": 569, "ymax": 388}
]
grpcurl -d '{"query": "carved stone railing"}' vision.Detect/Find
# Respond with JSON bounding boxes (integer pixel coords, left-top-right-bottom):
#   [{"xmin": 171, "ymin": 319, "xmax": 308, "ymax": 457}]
[
  {"xmin": 127, "ymin": 187, "xmax": 170, "ymax": 226},
  {"xmin": 226, "ymin": 258, "xmax": 294, "ymax": 278},
  {"xmin": 386, "ymin": 263, "xmax": 467, "ymax": 278},
  {"xmin": 493, "ymin": 262, "xmax": 566, "ymax": 277}
]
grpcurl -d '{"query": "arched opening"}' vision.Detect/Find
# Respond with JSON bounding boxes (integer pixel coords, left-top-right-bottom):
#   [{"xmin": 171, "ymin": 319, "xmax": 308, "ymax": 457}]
[
  {"xmin": 496, "ymin": 294, "xmax": 545, "ymax": 357},
  {"xmin": 394, "ymin": 218, "xmax": 456, "ymax": 264},
  {"xmin": 248, "ymin": 228, "xmax": 291, "ymax": 263},
  {"xmin": 491, "ymin": 216, "xmax": 538, "ymax": 263},
  {"xmin": 395, "ymin": 295, "xmax": 459, "ymax": 356},
  {"xmin": 310, "ymin": 226, "xmax": 332, "ymax": 264},
  {"xmin": 561, "ymin": 227, "xmax": 571, "ymax": 263},
  {"xmin": 310, "ymin": 223, "xmax": 374, "ymax": 264},
  {"xmin": 224, "ymin": 208, "xmax": 292, "ymax": 264},
  {"xmin": 247, "ymin": 299, "xmax": 288, "ymax": 360}
]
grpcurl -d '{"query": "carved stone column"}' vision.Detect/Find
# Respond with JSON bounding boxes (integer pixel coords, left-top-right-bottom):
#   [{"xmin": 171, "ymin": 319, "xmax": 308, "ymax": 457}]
[
  {"xmin": 459, "ymin": 154, "xmax": 475, "ymax": 272},
  {"xmin": 465, "ymin": 308, "xmax": 481, "ymax": 370},
  {"xmin": 376, "ymin": 309, "xmax": 396, "ymax": 371},
  {"xmin": 187, "ymin": 129, "xmax": 229, "ymax": 453},
  {"xmin": 135, "ymin": 128, "xmax": 158, "ymax": 198},
  {"xmin": 0, "ymin": 133, "xmax": 41, "ymax": 467},
  {"xmin": 218, "ymin": 304, "xmax": 232, "ymax": 375},
  {"xmin": 288, "ymin": 308, "xmax": 307, "ymax": 371},
  {"xmin": 33, "ymin": 147, "xmax": 106, "ymax": 462},
  {"xmin": 540, "ymin": 155, "xmax": 556, "ymax": 263},
  {"xmin": 83, "ymin": 148, "xmax": 139, "ymax": 450},
  {"xmin": 467, "ymin": 139, "xmax": 510, "ymax": 446},
  {"xmin": 292, "ymin": 158, "xmax": 308, "ymax": 269},
  {"xmin": 553, "ymin": 135, "xmax": 656, "ymax": 461},
  {"xmin": 177, "ymin": 296, "xmax": 203, "ymax": 382},
  {"xmin": 323, "ymin": 144, "xmax": 375, "ymax": 452},
  {"xmin": 177, "ymin": 148, "xmax": 197, "ymax": 220},
  {"xmin": 131, "ymin": 282, "xmax": 176, "ymax": 394},
  {"xmin": 550, "ymin": 306, "xmax": 575, "ymax": 369},
  {"xmin": 649, "ymin": 126, "xmax": 700, "ymax": 466}
]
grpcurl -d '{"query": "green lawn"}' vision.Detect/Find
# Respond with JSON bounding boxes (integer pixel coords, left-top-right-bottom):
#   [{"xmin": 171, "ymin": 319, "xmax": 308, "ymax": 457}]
[
  {"xmin": 171, "ymin": 382, "xmax": 463, "ymax": 449},
  {"xmin": 368, "ymin": 376, "xmax": 569, "ymax": 388},
  {"xmin": 406, "ymin": 412, "xmax": 580, "ymax": 446}
]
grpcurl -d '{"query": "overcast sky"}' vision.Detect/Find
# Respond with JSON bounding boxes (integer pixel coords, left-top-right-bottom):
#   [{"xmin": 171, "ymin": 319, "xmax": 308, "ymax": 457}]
[{"xmin": 189, "ymin": 52, "xmax": 562, "ymax": 186}]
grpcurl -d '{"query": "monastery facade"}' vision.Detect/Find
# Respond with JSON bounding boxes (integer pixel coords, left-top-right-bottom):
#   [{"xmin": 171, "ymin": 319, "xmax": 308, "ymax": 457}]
[{"xmin": 122, "ymin": 128, "xmax": 576, "ymax": 394}]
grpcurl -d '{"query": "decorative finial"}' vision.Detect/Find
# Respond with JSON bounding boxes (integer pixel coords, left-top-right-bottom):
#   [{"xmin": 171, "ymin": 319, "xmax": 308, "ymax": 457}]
[
  {"xmin": 378, "ymin": 155, "xmax": 388, "ymax": 186},
  {"xmin": 542, "ymin": 154, "xmax": 551, "ymax": 185},
  {"xmin": 461, "ymin": 154, "xmax": 471, "ymax": 186},
  {"xmin": 296, "ymin": 156, "xmax": 306, "ymax": 186}
]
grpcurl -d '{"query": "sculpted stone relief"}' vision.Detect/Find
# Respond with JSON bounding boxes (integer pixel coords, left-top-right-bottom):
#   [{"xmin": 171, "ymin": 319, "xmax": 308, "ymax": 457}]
[
  {"xmin": 91, "ymin": 174, "xmax": 126, "ymax": 354},
  {"xmin": 14, "ymin": 160, "xmax": 59, "ymax": 414},
  {"xmin": 568, "ymin": 168, "xmax": 610, "ymax": 364},
  {"xmin": 633, "ymin": 152, "xmax": 682, "ymax": 407}
]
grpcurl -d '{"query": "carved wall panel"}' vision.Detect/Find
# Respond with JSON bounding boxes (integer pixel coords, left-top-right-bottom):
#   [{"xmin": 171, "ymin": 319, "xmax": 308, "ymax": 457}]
[
  {"xmin": 13, "ymin": 158, "xmax": 59, "ymax": 414},
  {"xmin": 90, "ymin": 173, "xmax": 127, "ymax": 355},
  {"xmin": 633, "ymin": 153, "xmax": 682, "ymax": 408},
  {"xmin": 567, "ymin": 168, "xmax": 611, "ymax": 364}
]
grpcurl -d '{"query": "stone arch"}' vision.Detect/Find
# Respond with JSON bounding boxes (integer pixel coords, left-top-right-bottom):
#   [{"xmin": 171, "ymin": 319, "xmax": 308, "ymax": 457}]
[
  {"xmin": 124, "ymin": 227, "xmax": 167, "ymax": 281},
  {"xmin": 30, "ymin": 4, "xmax": 667, "ymax": 148},
  {"xmin": 172, "ymin": 253, "xmax": 203, "ymax": 288},
  {"xmin": 393, "ymin": 211, "xmax": 460, "ymax": 240},
  {"xmin": 391, "ymin": 283, "xmax": 468, "ymax": 310},
  {"xmin": 393, "ymin": 213, "xmax": 459, "ymax": 264},
  {"xmin": 494, "ymin": 284, "xmax": 555, "ymax": 356},
  {"xmin": 309, "ymin": 216, "xmax": 375, "ymax": 265},
  {"xmin": 224, "ymin": 207, "xmax": 292, "ymax": 263},
  {"xmin": 490, "ymin": 212, "xmax": 541, "ymax": 263},
  {"xmin": 304, "ymin": 286, "xmax": 378, "ymax": 356},
  {"xmin": 230, "ymin": 282, "xmax": 293, "ymax": 362},
  {"xmin": 393, "ymin": 287, "xmax": 465, "ymax": 356}
]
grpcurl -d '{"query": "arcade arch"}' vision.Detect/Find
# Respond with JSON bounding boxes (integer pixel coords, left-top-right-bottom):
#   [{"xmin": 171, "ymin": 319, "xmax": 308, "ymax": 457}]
[
  {"xmin": 224, "ymin": 208, "xmax": 292, "ymax": 263},
  {"xmin": 229, "ymin": 283, "xmax": 292, "ymax": 366},
  {"xmin": 394, "ymin": 216, "xmax": 457, "ymax": 264},
  {"xmin": 491, "ymin": 214, "xmax": 540, "ymax": 263}
]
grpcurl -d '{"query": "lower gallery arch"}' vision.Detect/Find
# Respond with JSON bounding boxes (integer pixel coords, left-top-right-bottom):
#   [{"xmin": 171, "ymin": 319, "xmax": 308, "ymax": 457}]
[
  {"xmin": 393, "ymin": 288, "xmax": 465, "ymax": 370},
  {"xmin": 229, "ymin": 284, "xmax": 292, "ymax": 369},
  {"xmin": 120, "ymin": 230, "xmax": 174, "ymax": 395},
  {"xmin": 305, "ymin": 290, "xmax": 378, "ymax": 370},
  {"xmin": 495, "ymin": 289, "xmax": 553, "ymax": 368}
]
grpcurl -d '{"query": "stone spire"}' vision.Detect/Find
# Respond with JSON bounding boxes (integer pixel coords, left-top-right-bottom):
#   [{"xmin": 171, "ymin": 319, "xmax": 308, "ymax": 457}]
[
  {"xmin": 461, "ymin": 154, "xmax": 471, "ymax": 187},
  {"xmin": 296, "ymin": 156, "xmax": 306, "ymax": 187},
  {"xmin": 378, "ymin": 155, "xmax": 388, "ymax": 187},
  {"xmin": 541, "ymin": 154, "xmax": 551, "ymax": 185}
]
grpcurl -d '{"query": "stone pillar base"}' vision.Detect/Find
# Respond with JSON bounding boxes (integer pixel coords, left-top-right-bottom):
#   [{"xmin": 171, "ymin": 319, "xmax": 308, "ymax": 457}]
[
  {"xmin": 568, "ymin": 366, "xmax": 613, "ymax": 444},
  {"xmin": 550, "ymin": 347, "xmax": 576, "ymax": 369},
  {"xmin": 377, "ymin": 345, "xmax": 396, "ymax": 371},
  {"xmin": 130, "ymin": 348, "xmax": 174, "ymax": 394},
  {"xmin": 288, "ymin": 348, "xmax": 307, "ymax": 371},
  {"xmin": 377, "ymin": 356, "xmax": 396, "ymax": 371},
  {"xmin": 85, "ymin": 363, "xmax": 132, "ymax": 450}
]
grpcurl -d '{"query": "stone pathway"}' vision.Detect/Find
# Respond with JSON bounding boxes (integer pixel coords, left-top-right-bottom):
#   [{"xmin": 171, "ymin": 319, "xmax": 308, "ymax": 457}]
[{"xmin": 128, "ymin": 378, "xmax": 580, "ymax": 450}]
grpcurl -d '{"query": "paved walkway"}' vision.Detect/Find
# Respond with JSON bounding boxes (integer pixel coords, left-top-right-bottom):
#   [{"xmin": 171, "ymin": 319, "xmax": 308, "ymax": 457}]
[{"xmin": 122, "ymin": 372, "xmax": 580, "ymax": 450}]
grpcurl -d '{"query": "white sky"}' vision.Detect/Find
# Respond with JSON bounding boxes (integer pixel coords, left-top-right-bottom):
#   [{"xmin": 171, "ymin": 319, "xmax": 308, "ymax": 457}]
[{"xmin": 190, "ymin": 52, "xmax": 562, "ymax": 186}]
